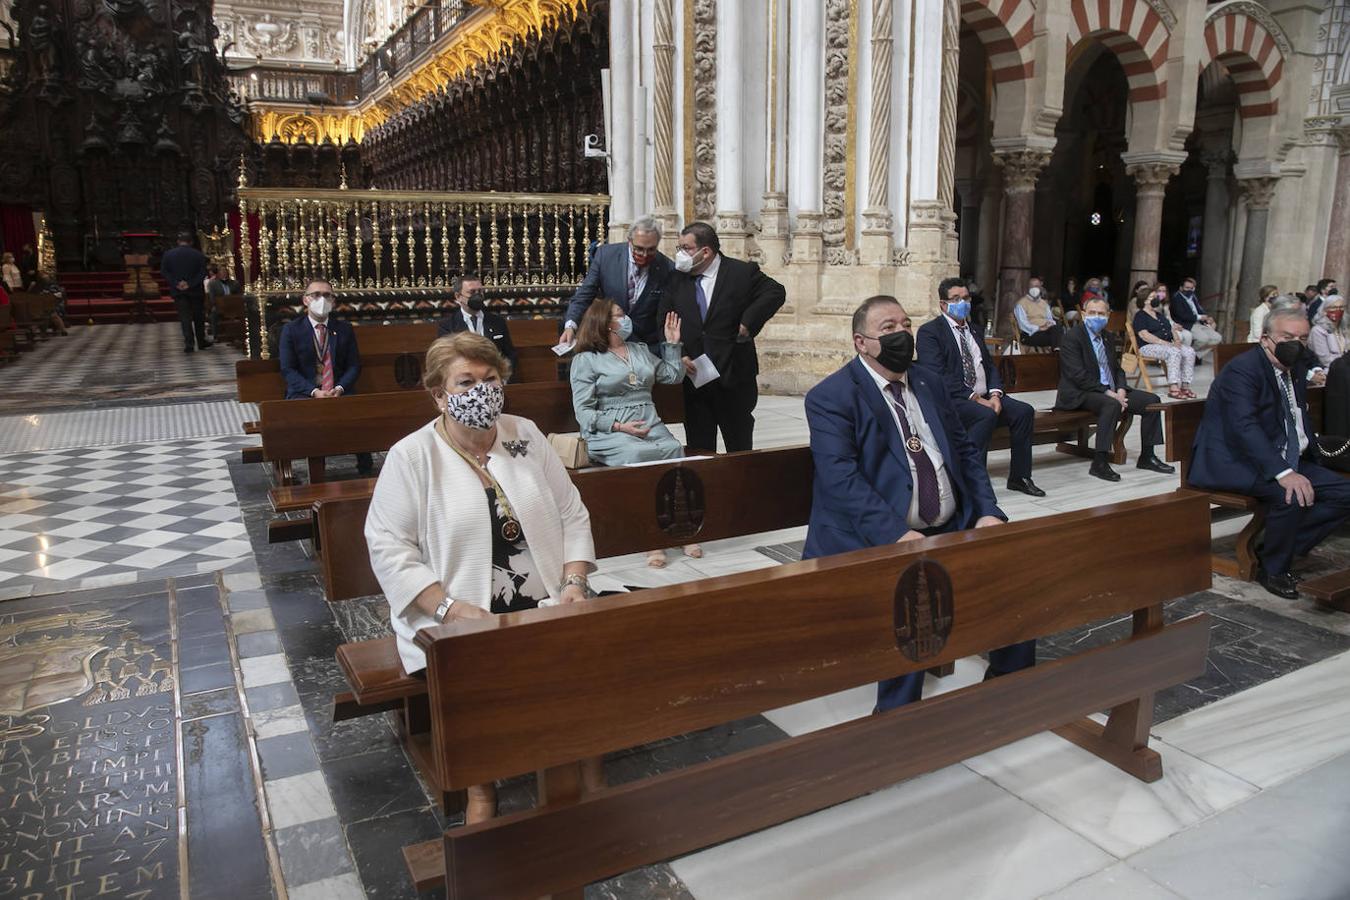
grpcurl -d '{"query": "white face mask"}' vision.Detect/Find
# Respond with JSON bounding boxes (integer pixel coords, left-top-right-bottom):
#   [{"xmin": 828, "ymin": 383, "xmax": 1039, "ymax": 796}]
[
  {"xmin": 1028, "ymin": 286, "xmax": 1041, "ymax": 299},
  {"xmin": 674, "ymin": 249, "xmax": 695, "ymax": 273},
  {"xmin": 308, "ymin": 297, "xmax": 332, "ymax": 319}
]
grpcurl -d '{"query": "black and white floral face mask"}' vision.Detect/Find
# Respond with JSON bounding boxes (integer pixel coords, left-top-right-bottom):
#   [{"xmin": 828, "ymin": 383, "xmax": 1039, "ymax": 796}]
[{"xmin": 442, "ymin": 381, "xmax": 505, "ymax": 430}]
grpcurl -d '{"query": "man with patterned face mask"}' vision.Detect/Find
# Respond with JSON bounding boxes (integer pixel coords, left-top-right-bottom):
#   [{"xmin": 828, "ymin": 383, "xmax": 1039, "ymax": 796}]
[{"xmin": 279, "ymin": 278, "xmax": 371, "ymax": 475}]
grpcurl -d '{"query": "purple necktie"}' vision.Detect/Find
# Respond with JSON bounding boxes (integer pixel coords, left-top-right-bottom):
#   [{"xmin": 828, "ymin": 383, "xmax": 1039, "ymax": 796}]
[
  {"xmin": 695, "ymin": 274, "xmax": 709, "ymax": 321},
  {"xmin": 886, "ymin": 382, "xmax": 941, "ymax": 525}
]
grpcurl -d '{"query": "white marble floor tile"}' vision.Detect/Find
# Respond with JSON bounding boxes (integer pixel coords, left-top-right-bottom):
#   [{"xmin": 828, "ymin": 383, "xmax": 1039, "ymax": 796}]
[
  {"xmin": 964, "ymin": 730, "xmax": 1258, "ymax": 858},
  {"xmin": 240, "ymin": 653, "xmax": 291, "ymax": 688},
  {"xmin": 224, "ymin": 570, "xmax": 263, "ymax": 592},
  {"xmin": 1040, "ymin": 862, "xmax": 1181, "ymax": 899},
  {"xmin": 253, "ymin": 704, "xmax": 310, "ymax": 739},
  {"xmin": 288, "ymin": 873, "xmax": 365, "ymax": 900},
  {"xmin": 265, "ymin": 770, "xmax": 338, "ymax": 830},
  {"xmin": 1128, "ymin": 750, "xmax": 1350, "ymax": 900},
  {"xmin": 232, "ymin": 608, "xmax": 276, "ymax": 634},
  {"xmin": 671, "ymin": 764, "xmax": 1114, "ymax": 900},
  {"xmin": 1152, "ymin": 651, "xmax": 1350, "ymax": 788}
]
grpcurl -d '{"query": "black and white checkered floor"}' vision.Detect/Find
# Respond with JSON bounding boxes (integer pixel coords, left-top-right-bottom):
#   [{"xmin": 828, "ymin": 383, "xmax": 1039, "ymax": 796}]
[{"xmin": 0, "ymin": 435, "xmax": 255, "ymax": 599}]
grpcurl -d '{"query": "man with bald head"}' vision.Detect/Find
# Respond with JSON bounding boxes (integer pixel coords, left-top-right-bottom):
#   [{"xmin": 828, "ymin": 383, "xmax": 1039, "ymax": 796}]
[{"xmin": 802, "ymin": 294, "xmax": 1034, "ymax": 712}]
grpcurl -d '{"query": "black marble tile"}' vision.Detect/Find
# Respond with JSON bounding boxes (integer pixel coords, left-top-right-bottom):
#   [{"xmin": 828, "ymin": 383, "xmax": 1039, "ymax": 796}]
[
  {"xmin": 289, "ymin": 654, "xmax": 350, "ymax": 698},
  {"xmin": 344, "ymin": 806, "xmax": 445, "ymax": 900},
  {"xmin": 257, "ymin": 731, "xmax": 323, "ymax": 781},
  {"xmin": 304, "ymin": 702, "xmax": 402, "ymax": 762},
  {"xmin": 277, "ymin": 619, "xmax": 347, "ymax": 664},
  {"xmin": 587, "ymin": 865, "xmax": 695, "ymax": 900},
  {"xmin": 321, "ymin": 744, "xmax": 430, "ymax": 824},
  {"xmin": 266, "ymin": 586, "xmax": 334, "ymax": 631},
  {"xmin": 237, "ymin": 629, "xmax": 282, "ymax": 658},
  {"xmin": 180, "ymin": 631, "xmax": 232, "ymax": 668},
  {"xmin": 181, "ymin": 660, "xmax": 236, "ymax": 694},
  {"xmin": 183, "ymin": 713, "xmax": 273, "ymax": 900},
  {"xmin": 275, "ymin": 817, "xmax": 354, "ymax": 887},
  {"xmin": 183, "ymin": 687, "xmax": 240, "ymax": 719},
  {"xmin": 331, "ymin": 596, "xmax": 394, "ymax": 642},
  {"xmin": 247, "ymin": 680, "xmax": 302, "ymax": 713}
]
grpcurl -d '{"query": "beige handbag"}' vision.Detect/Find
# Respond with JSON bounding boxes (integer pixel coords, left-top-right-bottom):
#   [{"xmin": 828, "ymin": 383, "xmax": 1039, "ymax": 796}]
[{"xmin": 547, "ymin": 433, "xmax": 590, "ymax": 469}]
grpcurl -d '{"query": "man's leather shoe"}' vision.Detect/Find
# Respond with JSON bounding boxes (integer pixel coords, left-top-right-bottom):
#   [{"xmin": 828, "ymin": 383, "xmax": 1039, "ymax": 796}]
[
  {"xmin": 1137, "ymin": 455, "xmax": 1176, "ymax": 474},
  {"xmin": 1257, "ymin": 567, "xmax": 1299, "ymax": 600},
  {"xmin": 1006, "ymin": 477, "xmax": 1046, "ymax": 497},
  {"xmin": 1089, "ymin": 459, "xmax": 1120, "ymax": 482},
  {"xmin": 199, "ymin": 341, "xmax": 213, "ymax": 349}
]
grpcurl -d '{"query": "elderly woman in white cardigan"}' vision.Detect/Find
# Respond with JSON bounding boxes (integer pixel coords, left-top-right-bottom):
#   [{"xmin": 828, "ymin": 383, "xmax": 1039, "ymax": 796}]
[{"xmin": 365, "ymin": 331, "xmax": 598, "ymax": 823}]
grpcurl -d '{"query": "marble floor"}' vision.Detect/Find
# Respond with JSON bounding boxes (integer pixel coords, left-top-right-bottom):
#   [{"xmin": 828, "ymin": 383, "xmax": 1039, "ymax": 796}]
[{"xmin": 3, "ymin": 331, "xmax": 1350, "ymax": 899}]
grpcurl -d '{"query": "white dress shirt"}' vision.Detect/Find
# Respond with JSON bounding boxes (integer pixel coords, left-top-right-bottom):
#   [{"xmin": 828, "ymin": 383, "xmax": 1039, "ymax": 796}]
[
  {"xmin": 941, "ymin": 314, "xmax": 996, "ymax": 398},
  {"xmin": 858, "ymin": 357, "xmax": 957, "ymax": 529},
  {"xmin": 461, "ymin": 309, "xmax": 485, "ymax": 335},
  {"xmin": 696, "ymin": 253, "xmax": 722, "ymax": 314}
]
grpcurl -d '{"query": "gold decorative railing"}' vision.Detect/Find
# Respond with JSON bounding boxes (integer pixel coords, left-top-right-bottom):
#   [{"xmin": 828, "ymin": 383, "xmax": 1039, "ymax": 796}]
[{"xmin": 236, "ymin": 187, "xmax": 610, "ymax": 297}]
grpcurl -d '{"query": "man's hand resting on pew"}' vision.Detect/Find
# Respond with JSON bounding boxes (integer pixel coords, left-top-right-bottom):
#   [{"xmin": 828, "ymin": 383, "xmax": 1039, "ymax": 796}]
[
  {"xmin": 897, "ymin": 516, "xmax": 1002, "ymax": 543},
  {"xmin": 974, "ymin": 516, "xmax": 1003, "ymax": 529},
  {"xmin": 1278, "ymin": 470, "xmax": 1315, "ymax": 508}
]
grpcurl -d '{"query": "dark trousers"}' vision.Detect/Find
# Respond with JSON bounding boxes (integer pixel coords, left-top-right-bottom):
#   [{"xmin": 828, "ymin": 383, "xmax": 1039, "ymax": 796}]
[
  {"xmin": 1249, "ymin": 460, "xmax": 1350, "ymax": 575},
  {"xmin": 683, "ymin": 376, "xmax": 757, "ymax": 452},
  {"xmin": 1021, "ymin": 325, "xmax": 1063, "ymax": 349},
  {"xmin": 1076, "ymin": 388, "xmax": 1162, "ymax": 452},
  {"xmin": 173, "ymin": 290, "xmax": 207, "ymax": 348},
  {"xmin": 956, "ymin": 394, "xmax": 1035, "ymax": 480},
  {"xmin": 876, "ymin": 641, "xmax": 1036, "ymax": 712}
]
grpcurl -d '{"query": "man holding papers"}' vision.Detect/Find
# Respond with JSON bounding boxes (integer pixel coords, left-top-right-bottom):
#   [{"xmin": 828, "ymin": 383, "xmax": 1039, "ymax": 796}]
[{"xmin": 659, "ymin": 222, "xmax": 787, "ymax": 451}]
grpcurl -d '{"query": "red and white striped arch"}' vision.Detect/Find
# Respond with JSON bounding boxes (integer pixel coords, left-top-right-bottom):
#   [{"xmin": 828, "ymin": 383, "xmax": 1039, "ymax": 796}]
[
  {"xmin": 1199, "ymin": 13, "xmax": 1284, "ymax": 119},
  {"xmin": 960, "ymin": 0, "xmax": 1036, "ymax": 83},
  {"xmin": 1067, "ymin": 0, "xmax": 1170, "ymax": 103}
]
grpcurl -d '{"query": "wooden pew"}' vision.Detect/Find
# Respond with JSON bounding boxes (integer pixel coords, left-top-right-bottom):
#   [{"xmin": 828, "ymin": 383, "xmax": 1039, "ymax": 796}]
[
  {"xmin": 396, "ymin": 492, "xmax": 1211, "ymax": 895},
  {"xmin": 993, "ymin": 353, "xmax": 1132, "ymax": 463},
  {"xmin": 1212, "ymin": 342, "xmax": 1253, "ymax": 375}
]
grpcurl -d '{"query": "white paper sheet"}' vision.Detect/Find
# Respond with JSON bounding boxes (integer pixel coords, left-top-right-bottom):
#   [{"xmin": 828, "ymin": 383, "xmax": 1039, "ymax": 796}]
[
  {"xmin": 621, "ymin": 455, "xmax": 714, "ymax": 468},
  {"xmin": 688, "ymin": 354, "xmax": 720, "ymax": 388},
  {"xmin": 551, "ymin": 340, "xmax": 576, "ymax": 356}
]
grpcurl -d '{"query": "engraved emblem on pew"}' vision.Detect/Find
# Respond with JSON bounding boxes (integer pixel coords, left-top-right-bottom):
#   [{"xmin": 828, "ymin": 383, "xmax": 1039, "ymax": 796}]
[
  {"xmin": 394, "ymin": 352, "xmax": 423, "ymax": 389},
  {"xmin": 655, "ymin": 467, "xmax": 705, "ymax": 540},
  {"xmin": 892, "ymin": 558, "xmax": 954, "ymax": 661}
]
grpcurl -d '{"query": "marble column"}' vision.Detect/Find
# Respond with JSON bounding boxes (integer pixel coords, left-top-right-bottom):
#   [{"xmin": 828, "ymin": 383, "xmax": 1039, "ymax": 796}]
[
  {"xmin": 607, "ymin": 0, "xmax": 635, "ymax": 239},
  {"xmin": 650, "ymin": 0, "xmax": 679, "ymax": 252},
  {"xmin": 788, "ymin": 0, "xmax": 825, "ymax": 263},
  {"xmin": 714, "ymin": 0, "xmax": 749, "ymax": 255},
  {"xmin": 992, "ymin": 148, "xmax": 1052, "ymax": 338},
  {"xmin": 975, "ymin": 171, "xmax": 1001, "ymax": 302},
  {"xmin": 1123, "ymin": 159, "xmax": 1181, "ymax": 289},
  {"xmin": 860, "ymin": 0, "xmax": 895, "ymax": 264},
  {"xmin": 1237, "ymin": 177, "xmax": 1279, "ymax": 318},
  {"xmin": 955, "ymin": 177, "xmax": 981, "ymax": 277},
  {"xmin": 1198, "ymin": 150, "xmax": 1233, "ymax": 304},
  {"xmin": 1324, "ymin": 131, "xmax": 1350, "ymax": 285},
  {"xmin": 759, "ymin": 0, "xmax": 789, "ymax": 265}
]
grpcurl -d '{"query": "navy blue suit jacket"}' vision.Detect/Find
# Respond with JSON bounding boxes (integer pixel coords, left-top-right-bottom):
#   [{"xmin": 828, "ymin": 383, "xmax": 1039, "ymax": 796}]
[
  {"xmin": 915, "ymin": 314, "xmax": 1002, "ymax": 401},
  {"xmin": 1188, "ymin": 346, "xmax": 1317, "ymax": 492},
  {"xmin": 1169, "ymin": 291, "xmax": 1206, "ymax": 330},
  {"xmin": 802, "ymin": 357, "xmax": 1005, "ymax": 559},
  {"xmin": 278, "ymin": 316, "xmax": 362, "ymax": 399},
  {"xmin": 563, "ymin": 243, "xmax": 672, "ymax": 346},
  {"xmin": 160, "ymin": 245, "xmax": 208, "ymax": 298},
  {"xmin": 436, "ymin": 308, "xmax": 518, "ymax": 372}
]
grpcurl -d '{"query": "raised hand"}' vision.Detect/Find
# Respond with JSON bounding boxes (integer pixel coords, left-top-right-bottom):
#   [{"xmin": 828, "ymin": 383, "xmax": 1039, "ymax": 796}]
[{"xmin": 664, "ymin": 311, "xmax": 682, "ymax": 344}]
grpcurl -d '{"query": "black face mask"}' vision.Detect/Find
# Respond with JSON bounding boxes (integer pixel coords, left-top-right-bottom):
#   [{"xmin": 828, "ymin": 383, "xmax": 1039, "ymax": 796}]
[
  {"xmin": 1149, "ymin": 299, "xmax": 1161, "ymax": 309},
  {"xmin": 465, "ymin": 293, "xmax": 486, "ymax": 312},
  {"xmin": 1269, "ymin": 339, "xmax": 1306, "ymax": 369},
  {"xmin": 868, "ymin": 330, "xmax": 914, "ymax": 374}
]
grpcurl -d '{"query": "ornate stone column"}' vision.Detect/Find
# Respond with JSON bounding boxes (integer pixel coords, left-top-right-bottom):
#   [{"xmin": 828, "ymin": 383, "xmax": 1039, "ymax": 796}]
[
  {"xmin": 788, "ymin": 0, "xmax": 825, "ymax": 263},
  {"xmin": 651, "ymin": 0, "xmax": 679, "ymax": 253},
  {"xmin": 608, "ymin": 0, "xmax": 635, "ymax": 240},
  {"xmin": 1325, "ymin": 130, "xmax": 1350, "ymax": 285},
  {"xmin": 714, "ymin": 0, "xmax": 749, "ymax": 256},
  {"xmin": 1237, "ymin": 177, "xmax": 1280, "ymax": 319},
  {"xmin": 1198, "ymin": 149, "xmax": 1233, "ymax": 306},
  {"xmin": 955, "ymin": 177, "xmax": 981, "ymax": 278},
  {"xmin": 758, "ymin": 0, "xmax": 789, "ymax": 267},
  {"xmin": 992, "ymin": 147, "xmax": 1052, "ymax": 337},
  {"xmin": 860, "ymin": 0, "xmax": 895, "ymax": 265},
  {"xmin": 1123, "ymin": 157, "xmax": 1182, "ymax": 289}
]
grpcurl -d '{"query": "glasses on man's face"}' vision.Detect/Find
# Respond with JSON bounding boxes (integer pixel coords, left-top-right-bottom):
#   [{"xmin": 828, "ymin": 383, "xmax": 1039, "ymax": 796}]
[
  {"xmin": 630, "ymin": 241, "xmax": 658, "ymax": 255},
  {"xmin": 306, "ymin": 291, "xmax": 335, "ymax": 300}
]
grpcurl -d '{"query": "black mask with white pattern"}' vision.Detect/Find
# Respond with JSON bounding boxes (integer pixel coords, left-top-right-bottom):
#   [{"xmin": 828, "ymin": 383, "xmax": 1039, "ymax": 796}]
[{"xmin": 443, "ymin": 381, "xmax": 504, "ymax": 430}]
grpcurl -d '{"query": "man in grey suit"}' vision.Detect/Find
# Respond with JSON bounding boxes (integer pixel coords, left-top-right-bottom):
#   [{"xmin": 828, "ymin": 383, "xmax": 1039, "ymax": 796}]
[{"xmin": 561, "ymin": 216, "xmax": 673, "ymax": 348}]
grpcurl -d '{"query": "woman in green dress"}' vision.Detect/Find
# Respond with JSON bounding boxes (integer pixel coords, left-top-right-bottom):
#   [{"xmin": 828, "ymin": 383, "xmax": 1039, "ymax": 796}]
[{"xmin": 570, "ymin": 297, "xmax": 702, "ymax": 566}]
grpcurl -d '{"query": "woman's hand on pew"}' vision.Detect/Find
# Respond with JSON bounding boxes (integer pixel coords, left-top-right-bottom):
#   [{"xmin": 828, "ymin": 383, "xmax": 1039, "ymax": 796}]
[
  {"xmin": 615, "ymin": 420, "xmax": 652, "ymax": 438},
  {"xmin": 559, "ymin": 584, "xmax": 588, "ymax": 604},
  {"xmin": 446, "ymin": 600, "xmax": 493, "ymax": 622}
]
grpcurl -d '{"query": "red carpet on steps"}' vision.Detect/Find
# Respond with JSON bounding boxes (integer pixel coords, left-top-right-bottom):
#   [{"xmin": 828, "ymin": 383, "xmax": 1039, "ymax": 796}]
[{"xmin": 59, "ymin": 270, "xmax": 178, "ymax": 323}]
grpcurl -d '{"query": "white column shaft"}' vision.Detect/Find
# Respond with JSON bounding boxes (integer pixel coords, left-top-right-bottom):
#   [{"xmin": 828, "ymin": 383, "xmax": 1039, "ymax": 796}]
[
  {"xmin": 608, "ymin": 0, "xmax": 635, "ymax": 228},
  {"xmin": 788, "ymin": 0, "xmax": 825, "ymax": 216}
]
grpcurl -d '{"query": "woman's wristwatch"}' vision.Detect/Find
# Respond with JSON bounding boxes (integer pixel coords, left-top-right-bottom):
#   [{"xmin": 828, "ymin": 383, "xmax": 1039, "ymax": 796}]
[
  {"xmin": 433, "ymin": 597, "xmax": 454, "ymax": 622},
  {"xmin": 560, "ymin": 573, "xmax": 596, "ymax": 598}
]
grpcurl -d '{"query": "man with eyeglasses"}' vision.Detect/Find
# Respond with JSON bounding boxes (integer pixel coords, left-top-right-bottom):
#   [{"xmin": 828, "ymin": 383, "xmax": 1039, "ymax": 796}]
[
  {"xmin": 1189, "ymin": 306, "xmax": 1350, "ymax": 599},
  {"xmin": 561, "ymin": 216, "xmax": 673, "ymax": 349},
  {"xmin": 279, "ymin": 279, "xmax": 372, "ymax": 475}
]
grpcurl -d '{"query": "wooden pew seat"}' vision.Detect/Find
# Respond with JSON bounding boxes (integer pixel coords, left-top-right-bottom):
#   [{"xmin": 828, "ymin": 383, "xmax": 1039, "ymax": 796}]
[
  {"xmin": 333, "ymin": 637, "xmax": 423, "ymax": 721},
  {"xmin": 1298, "ymin": 569, "xmax": 1350, "ymax": 611}
]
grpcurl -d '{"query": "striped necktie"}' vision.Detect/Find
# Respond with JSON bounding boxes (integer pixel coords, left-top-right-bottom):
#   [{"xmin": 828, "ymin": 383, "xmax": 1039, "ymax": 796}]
[{"xmin": 315, "ymin": 324, "xmax": 334, "ymax": 392}]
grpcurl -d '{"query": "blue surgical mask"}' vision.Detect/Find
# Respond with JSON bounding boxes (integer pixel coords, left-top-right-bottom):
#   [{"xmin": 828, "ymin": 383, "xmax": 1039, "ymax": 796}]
[
  {"xmin": 614, "ymin": 315, "xmax": 633, "ymax": 341},
  {"xmin": 1084, "ymin": 314, "xmax": 1109, "ymax": 334},
  {"xmin": 946, "ymin": 299, "xmax": 971, "ymax": 321}
]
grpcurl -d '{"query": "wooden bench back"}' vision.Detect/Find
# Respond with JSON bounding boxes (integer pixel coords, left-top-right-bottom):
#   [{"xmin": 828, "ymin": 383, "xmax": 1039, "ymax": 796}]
[
  {"xmin": 348, "ymin": 322, "xmax": 438, "ymax": 355},
  {"xmin": 418, "ymin": 492, "xmax": 1212, "ymax": 789},
  {"xmin": 1213, "ymin": 342, "xmax": 1253, "ymax": 375},
  {"xmin": 996, "ymin": 353, "xmax": 1060, "ymax": 393}
]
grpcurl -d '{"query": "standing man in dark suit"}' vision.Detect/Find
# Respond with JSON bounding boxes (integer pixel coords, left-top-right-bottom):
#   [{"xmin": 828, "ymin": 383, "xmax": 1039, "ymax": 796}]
[
  {"xmin": 1189, "ymin": 307, "xmax": 1350, "ymax": 598},
  {"xmin": 561, "ymin": 217, "xmax": 672, "ymax": 349},
  {"xmin": 160, "ymin": 232, "xmax": 210, "ymax": 353},
  {"xmin": 803, "ymin": 294, "xmax": 1034, "ymax": 711},
  {"xmin": 279, "ymin": 278, "xmax": 371, "ymax": 475},
  {"xmin": 436, "ymin": 273, "xmax": 517, "ymax": 374},
  {"xmin": 1056, "ymin": 296, "xmax": 1173, "ymax": 482},
  {"xmin": 917, "ymin": 277, "xmax": 1045, "ymax": 496},
  {"xmin": 658, "ymin": 222, "xmax": 786, "ymax": 452}
]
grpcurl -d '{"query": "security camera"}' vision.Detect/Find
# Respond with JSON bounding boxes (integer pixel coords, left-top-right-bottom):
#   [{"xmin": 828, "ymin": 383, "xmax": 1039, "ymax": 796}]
[{"xmin": 583, "ymin": 134, "xmax": 609, "ymax": 159}]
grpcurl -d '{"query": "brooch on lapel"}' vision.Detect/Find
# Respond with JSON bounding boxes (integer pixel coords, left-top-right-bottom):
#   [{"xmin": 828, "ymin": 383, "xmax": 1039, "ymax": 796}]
[{"xmin": 503, "ymin": 439, "xmax": 530, "ymax": 458}]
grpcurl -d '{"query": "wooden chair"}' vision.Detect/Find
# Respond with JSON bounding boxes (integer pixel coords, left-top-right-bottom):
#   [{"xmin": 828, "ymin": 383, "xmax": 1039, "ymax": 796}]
[{"xmin": 1123, "ymin": 319, "xmax": 1166, "ymax": 392}]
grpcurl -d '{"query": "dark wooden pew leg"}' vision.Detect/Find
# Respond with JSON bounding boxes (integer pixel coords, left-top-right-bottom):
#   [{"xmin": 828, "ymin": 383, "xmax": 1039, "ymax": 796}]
[
  {"xmin": 926, "ymin": 662, "xmax": 955, "ymax": 678},
  {"xmin": 1110, "ymin": 415, "xmax": 1134, "ymax": 465},
  {"xmin": 309, "ymin": 455, "xmax": 327, "ymax": 483},
  {"xmin": 1051, "ymin": 604, "xmax": 1164, "ymax": 783},
  {"xmin": 535, "ymin": 762, "xmax": 588, "ymax": 900}
]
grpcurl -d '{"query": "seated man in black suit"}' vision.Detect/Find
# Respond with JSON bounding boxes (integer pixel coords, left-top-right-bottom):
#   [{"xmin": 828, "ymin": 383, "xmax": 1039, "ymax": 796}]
[
  {"xmin": 436, "ymin": 273, "xmax": 517, "ymax": 376},
  {"xmin": 916, "ymin": 277, "xmax": 1044, "ymax": 497},
  {"xmin": 1056, "ymin": 296, "xmax": 1173, "ymax": 482},
  {"xmin": 1189, "ymin": 307, "xmax": 1350, "ymax": 598}
]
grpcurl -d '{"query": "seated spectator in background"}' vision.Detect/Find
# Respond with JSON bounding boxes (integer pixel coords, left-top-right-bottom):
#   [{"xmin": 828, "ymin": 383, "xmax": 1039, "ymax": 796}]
[
  {"xmin": 803, "ymin": 294, "xmax": 1033, "ymax": 712},
  {"xmin": 562, "ymin": 217, "xmax": 672, "ymax": 349},
  {"xmin": 19, "ymin": 244, "xmax": 36, "ymax": 289},
  {"xmin": 1249, "ymin": 284, "xmax": 1281, "ymax": 342},
  {"xmin": 1188, "ymin": 307, "xmax": 1350, "ymax": 599},
  {"xmin": 917, "ymin": 277, "xmax": 1044, "ymax": 497},
  {"xmin": 437, "ymin": 273, "xmax": 517, "ymax": 376},
  {"xmin": 279, "ymin": 279, "xmax": 372, "ymax": 475},
  {"xmin": 1132, "ymin": 285, "xmax": 1195, "ymax": 400},
  {"xmin": 964, "ymin": 276, "xmax": 989, "ymax": 338},
  {"xmin": 1014, "ymin": 275, "xmax": 1063, "ymax": 349},
  {"xmin": 1170, "ymin": 276, "xmax": 1221, "ymax": 357},
  {"xmin": 364, "ymin": 331, "xmax": 598, "ymax": 821},
  {"xmin": 204, "ymin": 264, "xmax": 236, "ymax": 341},
  {"xmin": 1303, "ymin": 284, "xmax": 1321, "ymax": 309},
  {"xmin": 1309, "ymin": 278, "xmax": 1340, "ymax": 321},
  {"xmin": 30, "ymin": 274, "xmax": 68, "ymax": 335},
  {"xmin": 1309, "ymin": 293, "xmax": 1348, "ymax": 369},
  {"xmin": 1057, "ymin": 296, "xmax": 1174, "ymax": 482},
  {"xmin": 570, "ymin": 298, "xmax": 698, "ymax": 566},
  {"xmin": 1079, "ymin": 276, "xmax": 1105, "ymax": 309},
  {"xmin": 1, "ymin": 253, "xmax": 20, "ymax": 292}
]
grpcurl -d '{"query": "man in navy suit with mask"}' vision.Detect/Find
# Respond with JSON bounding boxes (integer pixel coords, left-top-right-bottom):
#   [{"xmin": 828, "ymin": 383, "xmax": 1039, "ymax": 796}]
[
  {"xmin": 1189, "ymin": 306, "xmax": 1350, "ymax": 599},
  {"xmin": 802, "ymin": 294, "xmax": 1035, "ymax": 712}
]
